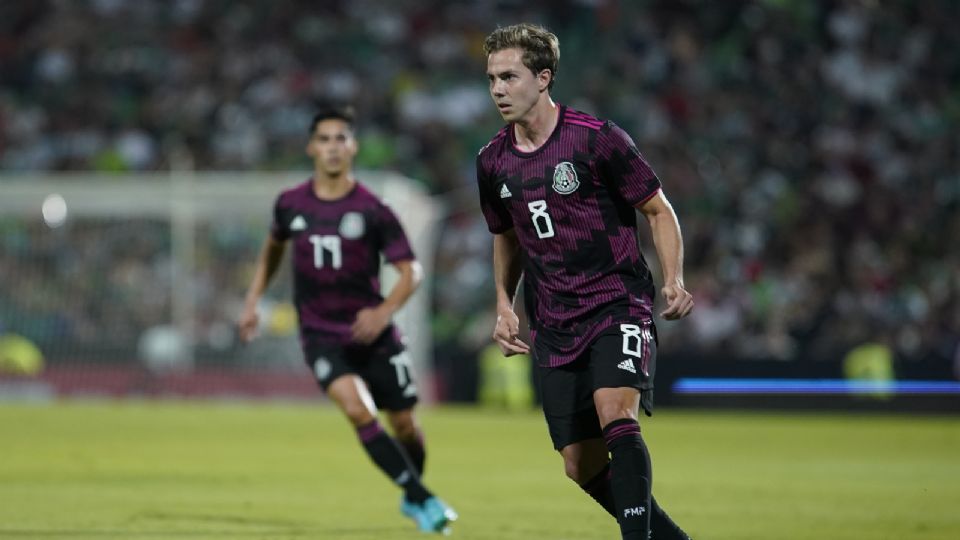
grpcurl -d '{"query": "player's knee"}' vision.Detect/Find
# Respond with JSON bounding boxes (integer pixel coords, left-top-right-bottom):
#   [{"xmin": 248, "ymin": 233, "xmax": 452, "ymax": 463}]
[
  {"xmin": 390, "ymin": 419, "xmax": 416, "ymax": 440},
  {"xmin": 342, "ymin": 404, "xmax": 376, "ymax": 426},
  {"xmin": 563, "ymin": 458, "xmax": 581, "ymax": 482},
  {"xmin": 386, "ymin": 410, "xmax": 417, "ymax": 438},
  {"xmin": 562, "ymin": 455, "xmax": 592, "ymax": 484},
  {"xmin": 596, "ymin": 405, "xmax": 637, "ymax": 428}
]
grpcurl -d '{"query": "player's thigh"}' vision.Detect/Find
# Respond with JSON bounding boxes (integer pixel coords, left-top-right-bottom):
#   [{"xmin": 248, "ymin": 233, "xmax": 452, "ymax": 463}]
[
  {"xmin": 357, "ymin": 348, "xmax": 419, "ymax": 412},
  {"xmin": 538, "ymin": 356, "xmax": 602, "ymax": 451},
  {"xmin": 303, "ymin": 342, "xmax": 376, "ymax": 424},
  {"xmin": 326, "ymin": 374, "xmax": 378, "ymax": 426},
  {"xmin": 304, "ymin": 342, "xmax": 354, "ymax": 392},
  {"xmin": 589, "ymin": 324, "xmax": 658, "ymax": 421}
]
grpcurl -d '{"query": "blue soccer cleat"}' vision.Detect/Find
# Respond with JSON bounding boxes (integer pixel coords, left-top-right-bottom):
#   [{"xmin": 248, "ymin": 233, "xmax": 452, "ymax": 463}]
[
  {"xmin": 400, "ymin": 497, "xmax": 419, "ymax": 521},
  {"xmin": 401, "ymin": 496, "xmax": 457, "ymax": 533},
  {"xmin": 423, "ymin": 496, "xmax": 458, "ymax": 526}
]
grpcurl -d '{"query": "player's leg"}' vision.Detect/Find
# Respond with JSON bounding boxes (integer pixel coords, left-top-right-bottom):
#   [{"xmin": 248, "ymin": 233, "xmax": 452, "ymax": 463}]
[
  {"xmin": 649, "ymin": 498, "xmax": 692, "ymax": 540},
  {"xmin": 591, "ymin": 326, "xmax": 692, "ymax": 540},
  {"xmin": 325, "ymin": 374, "xmax": 434, "ymax": 503},
  {"xmin": 592, "ymin": 325, "xmax": 655, "ymax": 540},
  {"xmin": 388, "ymin": 407, "xmax": 459, "ymax": 527},
  {"xmin": 539, "ymin": 356, "xmax": 617, "ymax": 514},
  {"xmin": 585, "ymin": 397, "xmax": 690, "ymax": 540},
  {"xmin": 386, "ymin": 408, "xmax": 426, "ymax": 476},
  {"xmin": 368, "ymin": 348, "xmax": 426, "ymax": 476},
  {"xmin": 594, "ymin": 386, "xmax": 651, "ymax": 540},
  {"xmin": 559, "ymin": 437, "xmax": 616, "ymax": 513},
  {"xmin": 361, "ymin": 347, "xmax": 456, "ymax": 531},
  {"xmin": 310, "ymin": 347, "xmax": 426, "ymax": 501},
  {"xmin": 563, "ymin": 440, "xmax": 690, "ymax": 539}
]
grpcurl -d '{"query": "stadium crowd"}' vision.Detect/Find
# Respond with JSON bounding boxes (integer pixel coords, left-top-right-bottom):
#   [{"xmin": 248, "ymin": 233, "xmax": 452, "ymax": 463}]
[{"xmin": 1, "ymin": 1, "xmax": 957, "ymax": 377}]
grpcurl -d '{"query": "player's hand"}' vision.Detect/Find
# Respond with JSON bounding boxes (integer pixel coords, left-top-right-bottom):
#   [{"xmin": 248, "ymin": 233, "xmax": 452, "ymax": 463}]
[
  {"xmin": 493, "ymin": 308, "xmax": 531, "ymax": 357},
  {"xmin": 238, "ymin": 306, "xmax": 260, "ymax": 343},
  {"xmin": 660, "ymin": 282, "xmax": 694, "ymax": 320},
  {"xmin": 352, "ymin": 306, "xmax": 391, "ymax": 345}
]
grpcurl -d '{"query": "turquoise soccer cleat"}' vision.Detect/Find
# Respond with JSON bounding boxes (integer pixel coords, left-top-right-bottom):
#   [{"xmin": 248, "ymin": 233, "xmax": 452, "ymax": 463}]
[
  {"xmin": 423, "ymin": 496, "xmax": 458, "ymax": 526},
  {"xmin": 401, "ymin": 496, "xmax": 458, "ymax": 533}
]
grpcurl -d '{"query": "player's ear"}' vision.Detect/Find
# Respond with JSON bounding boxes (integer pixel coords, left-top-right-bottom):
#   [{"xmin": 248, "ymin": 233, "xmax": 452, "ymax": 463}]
[
  {"xmin": 347, "ymin": 131, "xmax": 358, "ymax": 155},
  {"xmin": 538, "ymin": 69, "xmax": 552, "ymax": 92}
]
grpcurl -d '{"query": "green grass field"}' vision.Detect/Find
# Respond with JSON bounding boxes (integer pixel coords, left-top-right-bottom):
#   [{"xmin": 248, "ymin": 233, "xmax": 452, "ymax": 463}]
[{"xmin": 1, "ymin": 402, "xmax": 957, "ymax": 540}]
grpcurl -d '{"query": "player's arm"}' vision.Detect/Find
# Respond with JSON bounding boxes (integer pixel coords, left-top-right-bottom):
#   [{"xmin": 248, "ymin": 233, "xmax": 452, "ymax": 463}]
[
  {"xmin": 351, "ymin": 258, "xmax": 423, "ymax": 345},
  {"xmin": 238, "ymin": 236, "xmax": 287, "ymax": 342},
  {"xmin": 492, "ymin": 229, "xmax": 530, "ymax": 356},
  {"xmin": 636, "ymin": 191, "xmax": 694, "ymax": 320}
]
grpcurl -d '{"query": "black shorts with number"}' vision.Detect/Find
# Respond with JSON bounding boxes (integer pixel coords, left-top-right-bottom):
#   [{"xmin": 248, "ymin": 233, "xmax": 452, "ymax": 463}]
[
  {"xmin": 302, "ymin": 330, "xmax": 419, "ymax": 411},
  {"xmin": 538, "ymin": 322, "xmax": 657, "ymax": 450}
]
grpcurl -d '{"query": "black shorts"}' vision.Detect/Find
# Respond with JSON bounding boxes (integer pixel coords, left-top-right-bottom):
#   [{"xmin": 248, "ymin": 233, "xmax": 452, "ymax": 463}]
[
  {"xmin": 538, "ymin": 322, "xmax": 657, "ymax": 450},
  {"xmin": 303, "ymin": 332, "xmax": 418, "ymax": 412}
]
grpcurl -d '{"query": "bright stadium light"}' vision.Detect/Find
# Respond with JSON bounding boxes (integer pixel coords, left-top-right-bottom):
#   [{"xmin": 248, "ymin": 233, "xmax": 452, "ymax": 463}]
[{"xmin": 41, "ymin": 193, "xmax": 67, "ymax": 228}]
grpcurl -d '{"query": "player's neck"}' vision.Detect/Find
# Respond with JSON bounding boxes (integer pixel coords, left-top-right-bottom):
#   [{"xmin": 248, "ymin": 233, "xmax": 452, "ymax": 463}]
[
  {"xmin": 513, "ymin": 98, "xmax": 558, "ymax": 152},
  {"xmin": 312, "ymin": 173, "xmax": 355, "ymax": 200}
]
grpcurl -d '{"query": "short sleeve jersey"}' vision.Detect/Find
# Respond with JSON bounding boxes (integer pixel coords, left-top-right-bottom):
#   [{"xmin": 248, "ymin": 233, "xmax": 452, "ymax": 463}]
[
  {"xmin": 271, "ymin": 180, "xmax": 415, "ymax": 346},
  {"xmin": 476, "ymin": 105, "xmax": 662, "ymax": 367}
]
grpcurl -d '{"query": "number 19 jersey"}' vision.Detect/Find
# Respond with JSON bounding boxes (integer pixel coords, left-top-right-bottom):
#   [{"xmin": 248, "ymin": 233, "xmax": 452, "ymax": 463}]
[
  {"xmin": 476, "ymin": 105, "xmax": 662, "ymax": 367},
  {"xmin": 271, "ymin": 180, "xmax": 414, "ymax": 346}
]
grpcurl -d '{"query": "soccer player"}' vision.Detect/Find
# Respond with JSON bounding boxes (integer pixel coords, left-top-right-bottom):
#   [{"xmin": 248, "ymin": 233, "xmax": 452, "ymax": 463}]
[
  {"xmin": 239, "ymin": 104, "xmax": 456, "ymax": 534},
  {"xmin": 476, "ymin": 24, "xmax": 695, "ymax": 540}
]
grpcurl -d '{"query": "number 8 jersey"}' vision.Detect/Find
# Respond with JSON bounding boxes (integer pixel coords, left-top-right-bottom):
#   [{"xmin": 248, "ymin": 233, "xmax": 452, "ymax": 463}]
[
  {"xmin": 476, "ymin": 105, "xmax": 662, "ymax": 367},
  {"xmin": 271, "ymin": 180, "xmax": 415, "ymax": 346}
]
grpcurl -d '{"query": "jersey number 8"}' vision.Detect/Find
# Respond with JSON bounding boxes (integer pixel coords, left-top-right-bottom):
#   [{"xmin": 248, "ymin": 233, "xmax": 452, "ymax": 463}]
[{"xmin": 527, "ymin": 200, "xmax": 555, "ymax": 239}]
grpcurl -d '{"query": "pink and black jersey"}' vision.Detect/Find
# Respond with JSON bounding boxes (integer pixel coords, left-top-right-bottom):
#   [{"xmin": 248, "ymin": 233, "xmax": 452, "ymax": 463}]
[
  {"xmin": 476, "ymin": 105, "xmax": 662, "ymax": 367},
  {"xmin": 271, "ymin": 180, "xmax": 415, "ymax": 346}
]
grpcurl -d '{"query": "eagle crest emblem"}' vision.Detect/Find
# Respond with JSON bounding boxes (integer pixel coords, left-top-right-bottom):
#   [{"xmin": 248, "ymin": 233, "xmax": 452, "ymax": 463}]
[
  {"xmin": 339, "ymin": 212, "xmax": 365, "ymax": 239},
  {"xmin": 552, "ymin": 162, "xmax": 580, "ymax": 194}
]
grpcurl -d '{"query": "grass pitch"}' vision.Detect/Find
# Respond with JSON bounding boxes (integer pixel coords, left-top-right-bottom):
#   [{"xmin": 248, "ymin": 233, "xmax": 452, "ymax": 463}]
[{"xmin": 0, "ymin": 402, "xmax": 957, "ymax": 539}]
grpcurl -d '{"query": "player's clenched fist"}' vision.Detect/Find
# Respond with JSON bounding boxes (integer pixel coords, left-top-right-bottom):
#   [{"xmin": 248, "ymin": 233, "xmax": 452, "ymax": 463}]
[
  {"xmin": 493, "ymin": 309, "xmax": 530, "ymax": 357},
  {"xmin": 660, "ymin": 283, "xmax": 694, "ymax": 320},
  {"xmin": 238, "ymin": 306, "xmax": 260, "ymax": 343}
]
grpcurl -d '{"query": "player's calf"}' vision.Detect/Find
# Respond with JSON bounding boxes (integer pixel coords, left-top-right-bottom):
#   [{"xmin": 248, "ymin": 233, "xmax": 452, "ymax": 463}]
[{"xmin": 603, "ymin": 418, "xmax": 652, "ymax": 540}]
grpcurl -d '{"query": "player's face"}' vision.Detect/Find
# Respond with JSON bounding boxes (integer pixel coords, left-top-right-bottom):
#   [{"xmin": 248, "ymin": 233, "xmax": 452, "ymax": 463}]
[
  {"xmin": 306, "ymin": 119, "xmax": 357, "ymax": 176},
  {"xmin": 487, "ymin": 48, "xmax": 550, "ymax": 123}
]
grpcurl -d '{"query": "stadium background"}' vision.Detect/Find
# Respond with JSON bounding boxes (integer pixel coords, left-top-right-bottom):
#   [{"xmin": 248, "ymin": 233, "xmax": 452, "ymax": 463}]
[
  {"xmin": 2, "ymin": 0, "xmax": 957, "ymax": 406},
  {"xmin": 1, "ymin": 1, "xmax": 958, "ymax": 539}
]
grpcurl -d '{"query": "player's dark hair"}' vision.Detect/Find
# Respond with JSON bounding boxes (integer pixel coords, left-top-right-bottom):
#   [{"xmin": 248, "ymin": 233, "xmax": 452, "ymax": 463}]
[
  {"xmin": 309, "ymin": 103, "xmax": 356, "ymax": 135},
  {"xmin": 483, "ymin": 23, "xmax": 560, "ymax": 90}
]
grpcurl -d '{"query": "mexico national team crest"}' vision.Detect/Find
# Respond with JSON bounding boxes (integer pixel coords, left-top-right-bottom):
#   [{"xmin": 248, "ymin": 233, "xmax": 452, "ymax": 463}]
[
  {"xmin": 552, "ymin": 161, "xmax": 580, "ymax": 194},
  {"xmin": 314, "ymin": 356, "xmax": 331, "ymax": 382},
  {"xmin": 338, "ymin": 212, "xmax": 365, "ymax": 239}
]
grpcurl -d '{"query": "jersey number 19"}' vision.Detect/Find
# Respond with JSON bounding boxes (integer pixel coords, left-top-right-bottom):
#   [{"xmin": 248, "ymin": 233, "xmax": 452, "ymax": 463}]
[{"xmin": 309, "ymin": 234, "xmax": 342, "ymax": 269}]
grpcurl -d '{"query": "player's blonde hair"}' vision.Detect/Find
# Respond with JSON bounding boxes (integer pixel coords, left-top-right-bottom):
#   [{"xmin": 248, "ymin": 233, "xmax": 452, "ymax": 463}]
[{"xmin": 483, "ymin": 23, "xmax": 560, "ymax": 90}]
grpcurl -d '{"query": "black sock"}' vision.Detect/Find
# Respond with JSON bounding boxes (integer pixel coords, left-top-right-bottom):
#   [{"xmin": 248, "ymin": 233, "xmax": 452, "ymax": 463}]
[
  {"xmin": 651, "ymin": 497, "xmax": 692, "ymax": 540},
  {"xmin": 603, "ymin": 418, "xmax": 651, "ymax": 540},
  {"xmin": 398, "ymin": 428, "xmax": 426, "ymax": 477},
  {"xmin": 579, "ymin": 462, "xmax": 691, "ymax": 539},
  {"xmin": 357, "ymin": 420, "xmax": 432, "ymax": 504},
  {"xmin": 580, "ymin": 462, "xmax": 616, "ymax": 516}
]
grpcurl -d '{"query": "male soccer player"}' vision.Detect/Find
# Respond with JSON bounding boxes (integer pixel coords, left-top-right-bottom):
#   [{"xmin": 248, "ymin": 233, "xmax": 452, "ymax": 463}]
[
  {"xmin": 477, "ymin": 24, "xmax": 695, "ymax": 540},
  {"xmin": 239, "ymin": 104, "xmax": 456, "ymax": 534}
]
